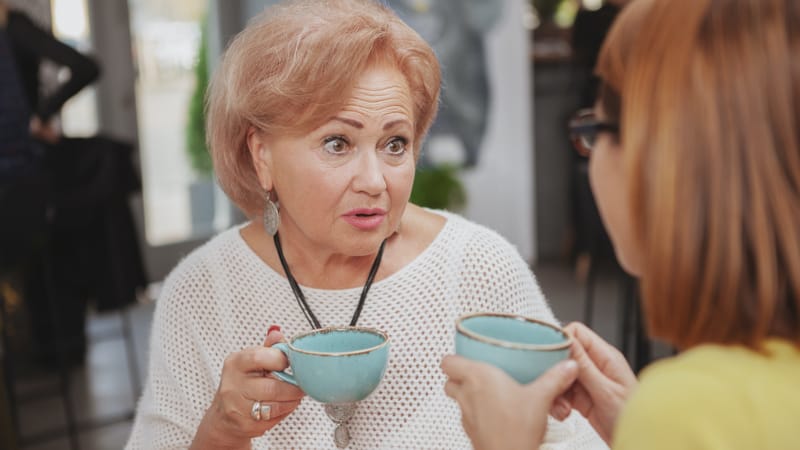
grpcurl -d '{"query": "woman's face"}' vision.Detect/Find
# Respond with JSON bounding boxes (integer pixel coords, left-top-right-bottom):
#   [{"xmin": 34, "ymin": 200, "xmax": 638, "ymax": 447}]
[
  {"xmin": 253, "ymin": 64, "xmax": 417, "ymax": 257},
  {"xmin": 588, "ymin": 105, "xmax": 643, "ymax": 276}
]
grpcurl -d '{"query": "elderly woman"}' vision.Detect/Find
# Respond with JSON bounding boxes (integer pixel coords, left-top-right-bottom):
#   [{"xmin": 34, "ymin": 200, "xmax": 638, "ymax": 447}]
[
  {"xmin": 443, "ymin": 0, "xmax": 800, "ymax": 449},
  {"xmin": 126, "ymin": 0, "xmax": 602, "ymax": 448}
]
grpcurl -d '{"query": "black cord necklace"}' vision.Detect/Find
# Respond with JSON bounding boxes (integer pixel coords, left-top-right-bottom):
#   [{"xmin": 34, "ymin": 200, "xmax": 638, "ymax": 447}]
[{"xmin": 273, "ymin": 232, "xmax": 387, "ymax": 329}]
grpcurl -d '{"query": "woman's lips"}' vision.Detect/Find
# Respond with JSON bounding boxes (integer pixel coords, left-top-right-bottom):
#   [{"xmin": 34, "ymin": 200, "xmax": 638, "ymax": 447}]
[{"xmin": 342, "ymin": 209, "xmax": 386, "ymax": 230}]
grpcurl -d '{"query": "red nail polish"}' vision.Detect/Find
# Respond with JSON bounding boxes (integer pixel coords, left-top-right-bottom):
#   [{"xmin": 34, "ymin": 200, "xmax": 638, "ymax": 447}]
[{"xmin": 267, "ymin": 325, "xmax": 281, "ymax": 336}]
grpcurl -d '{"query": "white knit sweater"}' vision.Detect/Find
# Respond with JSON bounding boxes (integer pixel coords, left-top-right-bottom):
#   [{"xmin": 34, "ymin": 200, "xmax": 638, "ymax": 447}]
[{"xmin": 126, "ymin": 211, "xmax": 605, "ymax": 449}]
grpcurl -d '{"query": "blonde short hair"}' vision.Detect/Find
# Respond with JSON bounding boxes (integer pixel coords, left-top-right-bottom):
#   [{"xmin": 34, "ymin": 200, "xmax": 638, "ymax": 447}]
[
  {"xmin": 206, "ymin": 0, "xmax": 441, "ymax": 217},
  {"xmin": 597, "ymin": 0, "xmax": 800, "ymax": 350}
]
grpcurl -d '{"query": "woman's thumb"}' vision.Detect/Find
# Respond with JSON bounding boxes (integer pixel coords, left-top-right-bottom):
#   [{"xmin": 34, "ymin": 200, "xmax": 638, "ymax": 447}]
[
  {"xmin": 569, "ymin": 336, "xmax": 614, "ymax": 394},
  {"xmin": 527, "ymin": 359, "xmax": 579, "ymax": 403}
]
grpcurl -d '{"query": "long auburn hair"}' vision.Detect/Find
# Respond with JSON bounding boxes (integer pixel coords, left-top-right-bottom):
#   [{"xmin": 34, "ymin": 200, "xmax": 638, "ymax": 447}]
[{"xmin": 597, "ymin": 0, "xmax": 800, "ymax": 350}]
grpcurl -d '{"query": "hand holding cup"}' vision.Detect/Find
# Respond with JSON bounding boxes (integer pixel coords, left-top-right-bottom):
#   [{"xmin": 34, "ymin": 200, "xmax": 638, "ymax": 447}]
[{"xmin": 191, "ymin": 327, "xmax": 304, "ymax": 449}]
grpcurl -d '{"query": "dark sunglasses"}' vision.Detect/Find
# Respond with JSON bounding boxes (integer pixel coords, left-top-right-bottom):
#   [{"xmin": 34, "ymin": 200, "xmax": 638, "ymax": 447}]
[{"xmin": 568, "ymin": 109, "xmax": 619, "ymax": 157}]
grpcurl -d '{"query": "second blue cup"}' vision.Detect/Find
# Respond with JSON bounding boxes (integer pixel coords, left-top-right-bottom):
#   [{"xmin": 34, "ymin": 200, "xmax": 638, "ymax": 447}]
[{"xmin": 455, "ymin": 312, "xmax": 571, "ymax": 384}]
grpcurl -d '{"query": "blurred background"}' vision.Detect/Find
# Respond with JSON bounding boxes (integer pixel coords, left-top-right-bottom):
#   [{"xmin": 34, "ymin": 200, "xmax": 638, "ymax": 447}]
[{"xmin": 0, "ymin": 0, "xmax": 665, "ymax": 448}]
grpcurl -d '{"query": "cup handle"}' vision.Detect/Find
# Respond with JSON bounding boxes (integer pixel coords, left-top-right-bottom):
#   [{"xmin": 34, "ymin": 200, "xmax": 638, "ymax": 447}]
[{"xmin": 271, "ymin": 343, "xmax": 298, "ymax": 386}]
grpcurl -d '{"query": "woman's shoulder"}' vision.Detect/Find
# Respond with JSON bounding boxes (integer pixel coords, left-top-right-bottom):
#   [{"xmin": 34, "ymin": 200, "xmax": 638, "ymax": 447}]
[
  {"xmin": 614, "ymin": 355, "xmax": 735, "ymax": 448},
  {"xmin": 411, "ymin": 208, "xmax": 533, "ymax": 283},
  {"xmin": 399, "ymin": 207, "xmax": 526, "ymax": 273},
  {"xmin": 411, "ymin": 208, "xmax": 551, "ymax": 321},
  {"xmin": 638, "ymin": 340, "xmax": 800, "ymax": 386},
  {"xmin": 173, "ymin": 225, "xmax": 244, "ymax": 269},
  {"xmin": 628, "ymin": 345, "xmax": 761, "ymax": 407},
  {"xmin": 157, "ymin": 225, "xmax": 248, "ymax": 301},
  {"xmin": 615, "ymin": 342, "xmax": 800, "ymax": 449},
  {"xmin": 418, "ymin": 207, "xmax": 521, "ymax": 253},
  {"xmin": 631, "ymin": 351, "xmax": 733, "ymax": 402}
]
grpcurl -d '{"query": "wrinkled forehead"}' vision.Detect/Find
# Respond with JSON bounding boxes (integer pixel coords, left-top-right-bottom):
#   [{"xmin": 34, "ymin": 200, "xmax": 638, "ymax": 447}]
[
  {"xmin": 293, "ymin": 63, "xmax": 415, "ymax": 132},
  {"xmin": 339, "ymin": 66, "xmax": 414, "ymax": 116}
]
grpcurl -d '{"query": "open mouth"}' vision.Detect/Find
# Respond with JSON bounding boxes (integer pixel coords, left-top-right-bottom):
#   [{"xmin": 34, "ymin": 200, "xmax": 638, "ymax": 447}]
[
  {"xmin": 343, "ymin": 209, "xmax": 386, "ymax": 230},
  {"xmin": 346, "ymin": 208, "xmax": 386, "ymax": 217}
]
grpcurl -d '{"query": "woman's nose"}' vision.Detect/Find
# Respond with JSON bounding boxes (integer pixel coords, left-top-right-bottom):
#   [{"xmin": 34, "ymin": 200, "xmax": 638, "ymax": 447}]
[{"xmin": 351, "ymin": 150, "xmax": 387, "ymax": 195}]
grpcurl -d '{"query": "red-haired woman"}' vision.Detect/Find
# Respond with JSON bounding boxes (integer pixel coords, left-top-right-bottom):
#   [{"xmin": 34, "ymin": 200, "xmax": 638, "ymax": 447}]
[{"xmin": 443, "ymin": 0, "xmax": 800, "ymax": 448}]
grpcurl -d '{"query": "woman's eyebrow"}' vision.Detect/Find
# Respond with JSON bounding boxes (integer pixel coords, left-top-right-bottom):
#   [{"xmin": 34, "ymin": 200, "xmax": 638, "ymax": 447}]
[
  {"xmin": 383, "ymin": 119, "xmax": 412, "ymax": 130},
  {"xmin": 331, "ymin": 116, "xmax": 363, "ymax": 129}
]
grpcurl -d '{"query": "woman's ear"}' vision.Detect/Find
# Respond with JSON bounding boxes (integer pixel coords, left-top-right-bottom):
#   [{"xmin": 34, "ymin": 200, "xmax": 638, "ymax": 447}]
[{"xmin": 246, "ymin": 126, "xmax": 272, "ymax": 191}]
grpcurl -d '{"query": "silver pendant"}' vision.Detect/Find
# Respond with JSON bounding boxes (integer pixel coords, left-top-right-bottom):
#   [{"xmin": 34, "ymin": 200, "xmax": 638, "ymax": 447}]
[{"xmin": 325, "ymin": 402, "xmax": 356, "ymax": 448}]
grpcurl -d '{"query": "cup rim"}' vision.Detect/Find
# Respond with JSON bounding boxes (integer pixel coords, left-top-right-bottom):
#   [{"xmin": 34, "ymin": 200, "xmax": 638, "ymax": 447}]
[
  {"xmin": 284, "ymin": 325, "xmax": 390, "ymax": 357},
  {"xmin": 456, "ymin": 312, "xmax": 572, "ymax": 351}
]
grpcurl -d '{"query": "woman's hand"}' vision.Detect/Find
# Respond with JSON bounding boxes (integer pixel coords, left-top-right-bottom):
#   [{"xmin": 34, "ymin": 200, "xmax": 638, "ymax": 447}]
[
  {"xmin": 550, "ymin": 322, "xmax": 637, "ymax": 444},
  {"xmin": 441, "ymin": 355, "xmax": 579, "ymax": 450},
  {"xmin": 191, "ymin": 327, "xmax": 305, "ymax": 450}
]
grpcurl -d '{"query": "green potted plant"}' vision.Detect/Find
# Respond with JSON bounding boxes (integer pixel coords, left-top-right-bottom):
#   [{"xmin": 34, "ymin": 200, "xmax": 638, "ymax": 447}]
[
  {"xmin": 533, "ymin": 0, "xmax": 562, "ymax": 21},
  {"xmin": 532, "ymin": 0, "xmax": 579, "ymax": 30},
  {"xmin": 410, "ymin": 164, "xmax": 466, "ymax": 211},
  {"xmin": 186, "ymin": 22, "xmax": 212, "ymax": 177},
  {"xmin": 186, "ymin": 20, "xmax": 215, "ymax": 235}
]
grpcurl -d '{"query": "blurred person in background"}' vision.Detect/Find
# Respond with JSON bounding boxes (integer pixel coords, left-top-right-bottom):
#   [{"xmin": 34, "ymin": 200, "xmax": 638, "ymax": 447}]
[{"xmin": 0, "ymin": 0, "xmax": 146, "ymax": 367}]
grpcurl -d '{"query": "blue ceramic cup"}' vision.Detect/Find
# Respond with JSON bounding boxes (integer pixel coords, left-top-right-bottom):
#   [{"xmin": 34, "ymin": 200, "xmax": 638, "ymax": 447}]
[
  {"xmin": 455, "ymin": 312, "xmax": 571, "ymax": 384},
  {"xmin": 273, "ymin": 326, "xmax": 390, "ymax": 404}
]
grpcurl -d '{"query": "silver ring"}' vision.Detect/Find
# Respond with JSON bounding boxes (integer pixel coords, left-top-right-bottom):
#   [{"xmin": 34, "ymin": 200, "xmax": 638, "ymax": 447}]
[
  {"xmin": 260, "ymin": 403, "xmax": 272, "ymax": 421},
  {"xmin": 250, "ymin": 400, "xmax": 262, "ymax": 421}
]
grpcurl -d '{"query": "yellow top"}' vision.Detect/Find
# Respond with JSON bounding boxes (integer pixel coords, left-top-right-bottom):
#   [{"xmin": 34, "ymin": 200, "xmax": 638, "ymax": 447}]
[{"xmin": 613, "ymin": 339, "xmax": 800, "ymax": 450}]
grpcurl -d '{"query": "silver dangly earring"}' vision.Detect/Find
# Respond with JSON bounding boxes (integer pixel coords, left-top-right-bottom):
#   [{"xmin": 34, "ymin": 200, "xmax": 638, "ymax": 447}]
[{"xmin": 263, "ymin": 190, "xmax": 280, "ymax": 236}]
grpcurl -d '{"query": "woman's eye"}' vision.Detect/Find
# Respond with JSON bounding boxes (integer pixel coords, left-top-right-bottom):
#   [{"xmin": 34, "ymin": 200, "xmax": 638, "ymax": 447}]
[
  {"xmin": 385, "ymin": 137, "xmax": 408, "ymax": 155},
  {"xmin": 322, "ymin": 136, "xmax": 348, "ymax": 154}
]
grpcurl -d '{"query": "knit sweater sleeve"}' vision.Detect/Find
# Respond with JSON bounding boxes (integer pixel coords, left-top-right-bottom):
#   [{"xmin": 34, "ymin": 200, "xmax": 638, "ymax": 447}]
[
  {"xmin": 456, "ymin": 223, "xmax": 607, "ymax": 450},
  {"xmin": 126, "ymin": 254, "xmax": 219, "ymax": 449}
]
